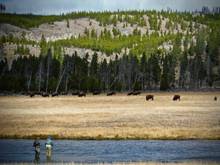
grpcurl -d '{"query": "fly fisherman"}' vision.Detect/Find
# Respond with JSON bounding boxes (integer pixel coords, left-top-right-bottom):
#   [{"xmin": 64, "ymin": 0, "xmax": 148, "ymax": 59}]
[
  {"xmin": 45, "ymin": 136, "xmax": 53, "ymax": 161},
  {"xmin": 33, "ymin": 138, "xmax": 40, "ymax": 162}
]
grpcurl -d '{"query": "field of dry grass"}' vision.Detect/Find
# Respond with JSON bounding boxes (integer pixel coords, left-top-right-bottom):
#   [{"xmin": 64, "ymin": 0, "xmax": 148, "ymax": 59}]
[{"xmin": 0, "ymin": 92, "xmax": 220, "ymax": 140}]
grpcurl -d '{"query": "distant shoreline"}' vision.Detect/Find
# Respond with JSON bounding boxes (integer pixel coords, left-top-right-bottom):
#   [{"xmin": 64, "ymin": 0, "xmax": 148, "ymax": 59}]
[
  {"xmin": 1, "ymin": 89, "xmax": 220, "ymax": 96},
  {"xmin": 1, "ymin": 135, "xmax": 220, "ymax": 140}
]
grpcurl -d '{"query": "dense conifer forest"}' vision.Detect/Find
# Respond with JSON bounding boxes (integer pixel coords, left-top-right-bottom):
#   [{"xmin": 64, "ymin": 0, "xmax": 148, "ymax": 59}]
[{"xmin": 0, "ymin": 10, "xmax": 220, "ymax": 93}]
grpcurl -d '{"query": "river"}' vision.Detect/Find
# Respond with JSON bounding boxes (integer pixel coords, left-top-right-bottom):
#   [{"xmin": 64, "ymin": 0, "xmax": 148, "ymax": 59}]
[{"xmin": 0, "ymin": 140, "xmax": 220, "ymax": 163}]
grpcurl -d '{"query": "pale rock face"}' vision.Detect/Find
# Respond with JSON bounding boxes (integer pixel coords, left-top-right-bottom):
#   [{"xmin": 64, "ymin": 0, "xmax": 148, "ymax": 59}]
[
  {"xmin": 0, "ymin": 24, "xmax": 28, "ymax": 37},
  {"xmin": 0, "ymin": 15, "xmax": 211, "ymax": 67},
  {"xmin": 158, "ymin": 41, "xmax": 173, "ymax": 52},
  {"xmin": 2, "ymin": 43, "xmax": 17, "ymax": 58},
  {"xmin": 192, "ymin": 36, "xmax": 197, "ymax": 46},
  {"xmin": 63, "ymin": 47, "xmax": 123, "ymax": 63},
  {"xmin": 2, "ymin": 43, "xmax": 41, "ymax": 58},
  {"xmin": 142, "ymin": 15, "xmax": 151, "ymax": 30},
  {"xmin": 0, "ymin": 42, "xmax": 124, "ymax": 66},
  {"xmin": 27, "ymin": 45, "xmax": 41, "ymax": 57},
  {"xmin": 1, "ymin": 43, "xmax": 17, "ymax": 70},
  {"xmin": 0, "ymin": 16, "xmax": 154, "ymax": 42}
]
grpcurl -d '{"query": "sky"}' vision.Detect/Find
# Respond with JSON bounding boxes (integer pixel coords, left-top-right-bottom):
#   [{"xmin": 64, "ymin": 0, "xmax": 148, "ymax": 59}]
[{"xmin": 0, "ymin": 0, "xmax": 220, "ymax": 15}]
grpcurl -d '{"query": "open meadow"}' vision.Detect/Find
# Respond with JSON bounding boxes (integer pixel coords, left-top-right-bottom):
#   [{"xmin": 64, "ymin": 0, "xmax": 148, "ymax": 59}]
[{"xmin": 0, "ymin": 92, "xmax": 220, "ymax": 140}]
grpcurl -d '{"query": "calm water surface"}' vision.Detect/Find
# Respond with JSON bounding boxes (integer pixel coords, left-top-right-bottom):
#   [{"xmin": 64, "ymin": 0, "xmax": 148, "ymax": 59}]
[{"xmin": 0, "ymin": 140, "xmax": 220, "ymax": 163}]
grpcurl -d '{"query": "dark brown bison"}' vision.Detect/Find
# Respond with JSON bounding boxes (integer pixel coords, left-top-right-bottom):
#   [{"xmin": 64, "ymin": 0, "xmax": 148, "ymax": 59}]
[
  {"xmin": 214, "ymin": 96, "xmax": 217, "ymax": 101},
  {"xmin": 52, "ymin": 92, "xmax": 59, "ymax": 97},
  {"xmin": 107, "ymin": 92, "xmax": 116, "ymax": 96},
  {"xmin": 42, "ymin": 92, "xmax": 49, "ymax": 97},
  {"xmin": 29, "ymin": 93, "xmax": 35, "ymax": 97},
  {"xmin": 78, "ymin": 92, "xmax": 86, "ymax": 97},
  {"xmin": 146, "ymin": 95, "xmax": 154, "ymax": 101},
  {"xmin": 72, "ymin": 91, "xmax": 79, "ymax": 96},
  {"xmin": 93, "ymin": 91, "xmax": 101, "ymax": 95},
  {"xmin": 127, "ymin": 92, "xmax": 133, "ymax": 96},
  {"xmin": 133, "ymin": 91, "xmax": 141, "ymax": 95},
  {"xmin": 173, "ymin": 95, "xmax": 180, "ymax": 101}
]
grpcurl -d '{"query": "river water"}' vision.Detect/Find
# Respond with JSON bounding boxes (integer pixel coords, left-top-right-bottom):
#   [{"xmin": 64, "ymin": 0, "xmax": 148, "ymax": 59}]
[{"xmin": 0, "ymin": 140, "xmax": 220, "ymax": 163}]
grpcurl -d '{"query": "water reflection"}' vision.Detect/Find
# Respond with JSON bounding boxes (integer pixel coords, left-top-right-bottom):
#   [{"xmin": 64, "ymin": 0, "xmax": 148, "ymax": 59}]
[{"xmin": 34, "ymin": 152, "xmax": 40, "ymax": 163}]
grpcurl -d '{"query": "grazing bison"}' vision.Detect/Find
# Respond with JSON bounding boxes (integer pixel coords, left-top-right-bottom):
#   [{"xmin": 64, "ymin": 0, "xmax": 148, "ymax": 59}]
[
  {"xmin": 72, "ymin": 91, "xmax": 79, "ymax": 96},
  {"xmin": 146, "ymin": 95, "xmax": 154, "ymax": 101},
  {"xmin": 173, "ymin": 95, "xmax": 180, "ymax": 101},
  {"xmin": 93, "ymin": 91, "xmax": 101, "ymax": 95},
  {"xmin": 52, "ymin": 92, "xmax": 59, "ymax": 97},
  {"xmin": 78, "ymin": 92, "xmax": 86, "ymax": 97},
  {"xmin": 127, "ymin": 91, "xmax": 141, "ymax": 96},
  {"xmin": 127, "ymin": 92, "xmax": 133, "ymax": 96},
  {"xmin": 29, "ymin": 93, "xmax": 35, "ymax": 97},
  {"xmin": 42, "ymin": 92, "xmax": 49, "ymax": 97},
  {"xmin": 107, "ymin": 92, "xmax": 116, "ymax": 96},
  {"xmin": 133, "ymin": 91, "xmax": 141, "ymax": 95},
  {"xmin": 214, "ymin": 96, "xmax": 217, "ymax": 101}
]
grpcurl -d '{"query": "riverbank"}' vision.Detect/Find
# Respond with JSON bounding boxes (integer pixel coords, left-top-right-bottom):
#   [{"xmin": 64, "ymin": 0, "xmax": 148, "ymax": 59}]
[{"xmin": 0, "ymin": 92, "xmax": 220, "ymax": 140}]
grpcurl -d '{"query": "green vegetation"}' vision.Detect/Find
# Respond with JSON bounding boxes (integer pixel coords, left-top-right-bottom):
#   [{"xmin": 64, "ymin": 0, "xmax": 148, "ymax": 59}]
[
  {"xmin": 0, "ymin": 10, "xmax": 220, "ymax": 92},
  {"xmin": 54, "ymin": 34, "xmax": 175, "ymax": 56}
]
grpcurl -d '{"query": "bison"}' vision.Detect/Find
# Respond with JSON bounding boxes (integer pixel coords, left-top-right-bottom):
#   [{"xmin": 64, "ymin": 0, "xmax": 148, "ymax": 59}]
[
  {"xmin": 107, "ymin": 92, "xmax": 116, "ymax": 96},
  {"xmin": 146, "ymin": 95, "xmax": 154, "ymax": 101},
  {"xmin": 52, "ymin": 92, "xmax": 59, "ymax": 97},
  {"xmin": 173, "ymin": 95, "xmax": 180, "ymax": 101},
  {"xmin": 42, "ymin": 92, "xmax": 49, "ymax": 97},
  {"xmin": 72, "ymin": 91, "xmax": 79, "ymax": 96},
  {"xmin": 93, "ymin": 91, "xmax": 101, "ymax": 95},
  {"xmin": 133, "ymin": 91, "xmax": 141, "ymax": 95},
  {"xmin": 78, "ymin": 92, "xmax": 86, "ymax": 97},
  {"xmin": 29, "ymin": 93, "xmax": 35, "ymax": 97},
  {"xmin": 127, "ymin": 91, "xmax": 141, "ymax": 96},
  {"xmin": 127, "ymin": 92, "xmax": 133, "ymax": 96}
]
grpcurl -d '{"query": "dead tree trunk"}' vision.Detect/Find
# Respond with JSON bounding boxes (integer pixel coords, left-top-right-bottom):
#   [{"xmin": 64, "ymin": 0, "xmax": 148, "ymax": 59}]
[
  {"xmin": 38, "ymin": 61, "xmax": 42, "ymax": 92},
  {"xmin": 46, "ymin": 55, "xmax": 51, "ymax": 93},
  {"xmin": 55, "ymin": 67, "xmax": 66, "ymax": 93},
  {"xmin": 27, "ymin": 73, "xmax": 32, "ymax": 91},
  {"xmin": 65, "ymin": 75, "xmax": 69, "ymax": 92}
]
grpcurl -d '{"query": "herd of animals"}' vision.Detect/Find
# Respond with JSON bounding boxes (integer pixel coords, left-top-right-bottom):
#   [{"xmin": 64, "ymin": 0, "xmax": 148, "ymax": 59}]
[{"xmin": 23, "ymin": 91, "xmax": 218, "ymax": 101}]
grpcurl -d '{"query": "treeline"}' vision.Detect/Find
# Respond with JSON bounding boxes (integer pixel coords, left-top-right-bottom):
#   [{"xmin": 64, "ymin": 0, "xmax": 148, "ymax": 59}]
[
  {"xmin": 1, "ymin": 9, "xmax": 219, "ymax": 30},
  {"xmin": 0, "ymin": 11, "xmax": 219, "ymax": 93},
  {"xmin": 0, "ymin": 45, "xmax": 217, "ymax": 93}
]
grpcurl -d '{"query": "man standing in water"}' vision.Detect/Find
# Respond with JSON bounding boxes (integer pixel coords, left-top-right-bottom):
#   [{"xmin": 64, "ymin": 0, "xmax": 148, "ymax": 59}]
[
  {"xmin": 45, "ymin": 136, "xmax": 53, "ymax": 161},
  {"xmin": 33, "ymin": 138, "xmax": 40, "ymax": 163}
]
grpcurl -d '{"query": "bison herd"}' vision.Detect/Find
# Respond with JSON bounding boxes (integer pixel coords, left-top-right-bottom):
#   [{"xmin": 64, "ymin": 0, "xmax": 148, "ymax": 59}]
[{"xmin": 24, "ymin": 91, "xmax": 218, "ymax": 101}]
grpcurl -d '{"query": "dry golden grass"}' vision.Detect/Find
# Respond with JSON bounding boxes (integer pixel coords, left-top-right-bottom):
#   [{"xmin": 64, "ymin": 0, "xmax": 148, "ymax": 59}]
[{"xmin": 0, "ymin": 92, "xmax": 220, "ymax": 139}]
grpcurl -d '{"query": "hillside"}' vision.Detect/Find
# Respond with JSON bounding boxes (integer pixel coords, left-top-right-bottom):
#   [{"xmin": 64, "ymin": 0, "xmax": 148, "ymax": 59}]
[{"xmin": 0, "ymin": 11, "xmax": 220, "ymax": 92}]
